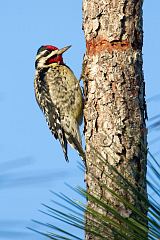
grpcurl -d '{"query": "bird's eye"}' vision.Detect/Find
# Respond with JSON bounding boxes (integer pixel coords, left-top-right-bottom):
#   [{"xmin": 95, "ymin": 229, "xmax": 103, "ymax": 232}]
[{"xmin": 43, "ymin": 50, "xmax": 50, "ymax": 57}]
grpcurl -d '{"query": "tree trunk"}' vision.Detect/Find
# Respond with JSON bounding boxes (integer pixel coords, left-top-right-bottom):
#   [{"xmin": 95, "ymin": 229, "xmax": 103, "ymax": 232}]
[{"xmin": 82, "ymin": 0, "xmax": 147, "ymax": 239}]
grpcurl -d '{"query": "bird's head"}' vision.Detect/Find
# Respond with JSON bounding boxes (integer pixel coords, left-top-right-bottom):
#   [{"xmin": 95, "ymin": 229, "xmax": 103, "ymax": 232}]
[{"xmin": 35, "ymin": 45, "xmax": 71, "ymax": 69}]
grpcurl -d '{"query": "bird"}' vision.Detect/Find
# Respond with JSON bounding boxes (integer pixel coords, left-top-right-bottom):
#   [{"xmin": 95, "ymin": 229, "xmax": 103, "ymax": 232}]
[{"xmin": 34, "ymin": 44, "xmax": 86, "ymax": 163}]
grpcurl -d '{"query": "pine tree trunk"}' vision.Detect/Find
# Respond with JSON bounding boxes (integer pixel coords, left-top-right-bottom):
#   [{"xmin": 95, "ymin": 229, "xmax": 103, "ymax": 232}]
[{"xmin": 82, "ymin": 0, "xmax": 147, "ymax": 239}]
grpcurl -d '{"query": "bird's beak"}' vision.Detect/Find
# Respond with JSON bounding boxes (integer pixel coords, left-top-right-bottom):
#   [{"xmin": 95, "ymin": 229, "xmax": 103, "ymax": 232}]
[{"xmin": 57, "ymin": 45, "xmax": 71, "ymax": 55}]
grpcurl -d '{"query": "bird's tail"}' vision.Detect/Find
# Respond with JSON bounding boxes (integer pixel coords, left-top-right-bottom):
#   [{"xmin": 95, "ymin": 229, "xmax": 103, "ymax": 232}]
[
  {"xmin": 65, "ymin": 130, "xmax": 86, "ymax": 166},
  {"xmin": 61, "ymin": 116, "xmax": 86, "ymax": 166}
]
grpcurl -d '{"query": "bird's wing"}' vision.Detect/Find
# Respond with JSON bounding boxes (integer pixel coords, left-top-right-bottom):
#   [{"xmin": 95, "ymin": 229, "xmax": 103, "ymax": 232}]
[
  {"xmin": 46, "ymin": 103, "xmax": 69, "ymax": 162},
  {"xmin": 34, "ymin": 70, "xmax": 69, "ymax": 161}
]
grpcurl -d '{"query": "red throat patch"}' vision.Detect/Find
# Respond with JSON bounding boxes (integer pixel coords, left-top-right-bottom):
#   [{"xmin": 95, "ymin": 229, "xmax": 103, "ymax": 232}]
[{"xmin": 47, "ymin": 55, "xmax": 63, "ymax": 64}]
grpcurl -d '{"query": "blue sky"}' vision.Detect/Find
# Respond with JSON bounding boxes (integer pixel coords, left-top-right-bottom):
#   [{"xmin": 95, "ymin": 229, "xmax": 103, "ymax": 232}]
[{"xmin": 0, "ymin": 0, "xmax": 159, "ymax": 239}]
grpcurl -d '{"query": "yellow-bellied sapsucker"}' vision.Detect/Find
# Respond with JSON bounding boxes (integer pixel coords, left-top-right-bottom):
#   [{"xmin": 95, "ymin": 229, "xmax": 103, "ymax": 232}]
[{"xmin": 34, "ymin": 45, "xmax": 85, "ymax": 162}]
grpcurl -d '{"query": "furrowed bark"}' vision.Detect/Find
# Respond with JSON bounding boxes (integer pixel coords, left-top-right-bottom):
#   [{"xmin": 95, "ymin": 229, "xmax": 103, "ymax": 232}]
[{"xmin": 82, "ymin": 0, "xmax": 147, "ymax": 239}]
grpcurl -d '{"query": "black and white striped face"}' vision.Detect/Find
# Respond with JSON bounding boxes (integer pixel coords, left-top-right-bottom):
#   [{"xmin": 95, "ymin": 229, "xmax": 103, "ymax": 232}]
[
  {"xmin": 35, "ymin": 45, "xmax": 71, "ymax": 69},
  {"xmin": 35, "ymin": 45, "xmax": 58, "ymax": 69}
]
